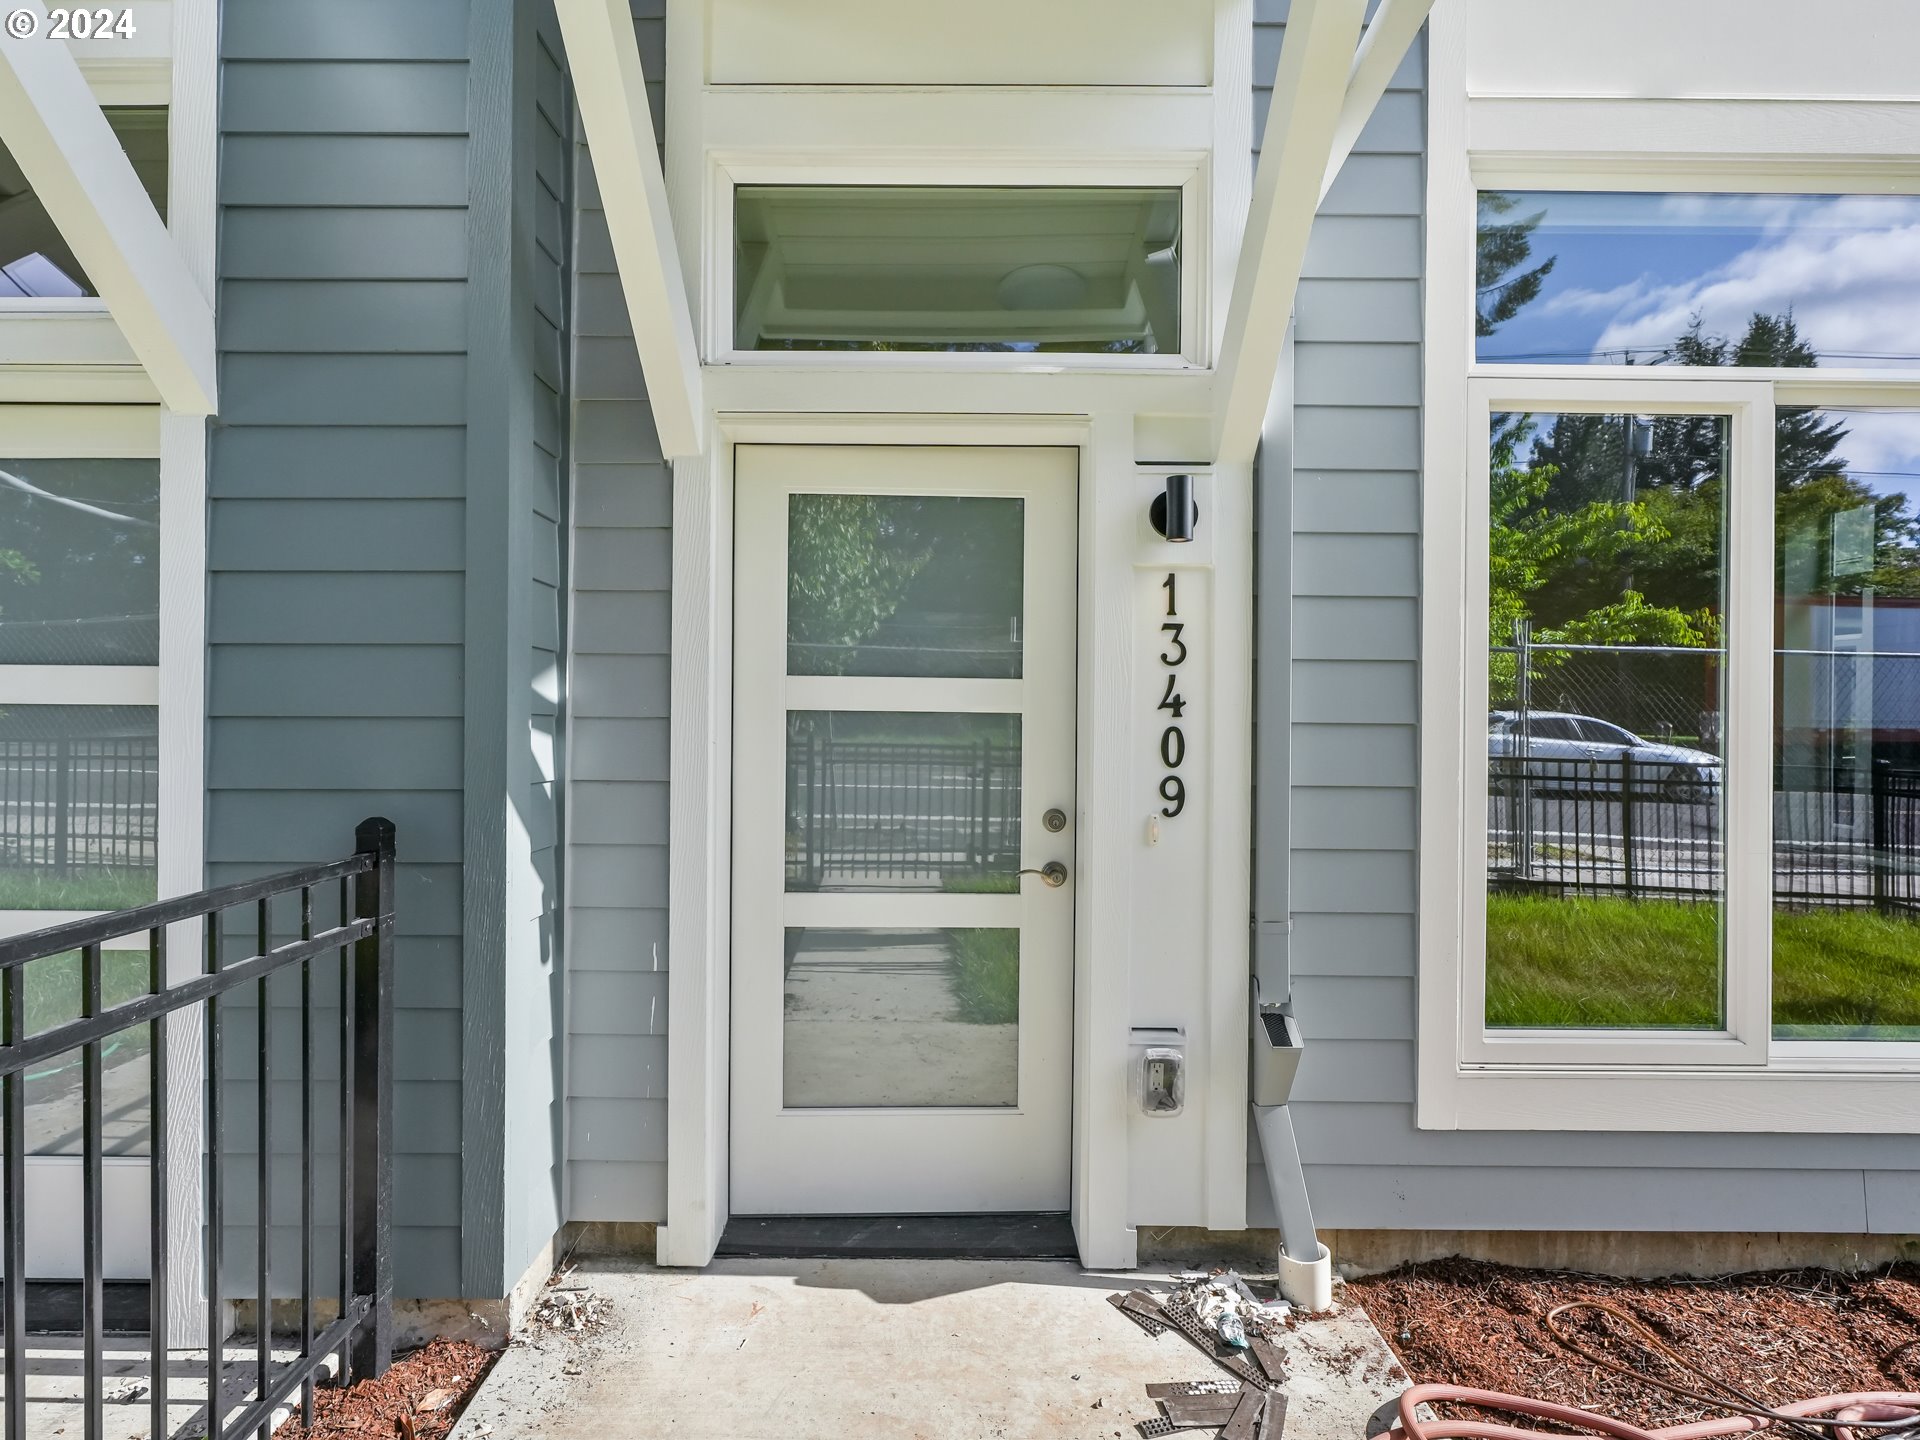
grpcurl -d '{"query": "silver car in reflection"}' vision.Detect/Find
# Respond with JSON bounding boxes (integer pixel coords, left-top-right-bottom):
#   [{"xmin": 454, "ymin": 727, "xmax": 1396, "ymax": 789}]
[{"xmin": 1489, "ymin": 710, "xmax": 1722, "ymax": 804}]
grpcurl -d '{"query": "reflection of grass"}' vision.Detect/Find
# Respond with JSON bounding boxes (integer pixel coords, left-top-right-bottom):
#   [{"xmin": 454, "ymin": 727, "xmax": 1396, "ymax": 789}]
[
  {"xmin": 1773, "ymin": 908, "xmax": 1920, "ymax": 1034},
  {"xmin": 22, "ymin": 949, "xmax": 150, "ymax": 1036},
  {"xmin": 0, "ymin": 869, "xmax": 156, "ymax": 912},
  {"xmin": 946, "ymin": 929, "xmax": 1019, "ymax": 1025},
  {"xmin": 1488, "ymin": 895, "xmax": 1920, "ymax": 1033},
  {"xmin": 1488, "ymin": 895, "xmax": 1719, "ymax": 1028}
]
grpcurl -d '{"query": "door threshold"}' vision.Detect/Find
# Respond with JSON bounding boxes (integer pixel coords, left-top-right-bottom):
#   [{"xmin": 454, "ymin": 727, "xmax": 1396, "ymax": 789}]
[{"xmin": 717, "ymin": 1212, "xmax": 1077, "ymax": 1261}]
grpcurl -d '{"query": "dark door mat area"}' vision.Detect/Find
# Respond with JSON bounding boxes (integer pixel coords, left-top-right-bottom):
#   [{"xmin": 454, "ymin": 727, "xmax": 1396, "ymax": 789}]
[
  {"xmin": 3, "ymin": 1280, "xmax": 152, "ymax": 1334},
  {"xmin": 718, "ymin": 1212, "xmax": 1078, "ymax": 1260}
]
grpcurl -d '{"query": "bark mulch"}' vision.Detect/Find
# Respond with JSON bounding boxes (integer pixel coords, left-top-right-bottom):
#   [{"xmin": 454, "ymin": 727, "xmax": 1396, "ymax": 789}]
[
  {"xmin": 1347, "ymin": 1259, "xmax": 1920, "ymax": 1430},
  {"xmin": 276, "ymin": 1337, "xmax": 499, "ymax": 1440}
]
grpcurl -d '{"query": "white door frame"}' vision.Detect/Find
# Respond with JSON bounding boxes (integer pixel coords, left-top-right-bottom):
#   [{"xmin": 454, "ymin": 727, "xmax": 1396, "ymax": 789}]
[{"xmin": 659, "ymin": 403, "xmax": 1253, "ymax": 1270}]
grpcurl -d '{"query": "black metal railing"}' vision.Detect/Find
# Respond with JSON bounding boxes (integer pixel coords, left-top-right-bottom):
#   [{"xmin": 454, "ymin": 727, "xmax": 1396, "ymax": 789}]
[
  {"xmin": 1490, "ymin": 757, "xmax": 1920, "ymax": 913},
  {"xmin": 0, "ymin": 817, "xmax": 395, "ymax": 1440},
  {"xmin": 785, "ymin": 734, "xmax": 1021, "ymax": 889}
]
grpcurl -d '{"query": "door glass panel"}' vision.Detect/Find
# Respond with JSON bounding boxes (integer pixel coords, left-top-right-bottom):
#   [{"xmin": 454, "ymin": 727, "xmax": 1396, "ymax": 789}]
[
  {"xmin": 735, "ymin": 185, "xmax": 1181, "ymax": 354},
  {"xmin": 1486, "ymin": 411, "xmax": 1728, "ymax": 1029},
  {"xmin": 787, "ymin": 493, "xmax": 1024, "ymax": 678},
  {"xmin": 1773, "ymin": 407, "xmax": 1920, "ymax": 1040},
  {"xmin": 0, "ymin": 458, "xmax": 161, "ymax": 665},
  {"xmin": 782, "ymin": 927, "xmax": 1018, "ymax": 1108},
  {"xmin": 0, "ymin": 705, "xmax": 158, "ymax": 910},
  {"xmin": 787, "ymin": 711, "xmax": 1020, "ymax": 892}
]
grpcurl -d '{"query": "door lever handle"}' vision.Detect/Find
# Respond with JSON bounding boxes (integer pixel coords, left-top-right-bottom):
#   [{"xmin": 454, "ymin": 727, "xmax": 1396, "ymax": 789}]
[{"xmin": 1018, "ymin": 861, "xmax": 1069, "ymax": 888}]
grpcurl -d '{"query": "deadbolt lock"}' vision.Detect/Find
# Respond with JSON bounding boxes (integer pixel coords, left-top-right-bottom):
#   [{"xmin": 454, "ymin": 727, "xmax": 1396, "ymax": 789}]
[{"xmin": 1042, "ymin": 808, "xmax": 1068, "ymax": 833}]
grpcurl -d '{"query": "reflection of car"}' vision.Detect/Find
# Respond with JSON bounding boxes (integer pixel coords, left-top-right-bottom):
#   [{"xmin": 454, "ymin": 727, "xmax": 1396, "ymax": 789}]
[{"xmin": 1488, "ymin": 711, "xmax": 1722, "ymax": 803}]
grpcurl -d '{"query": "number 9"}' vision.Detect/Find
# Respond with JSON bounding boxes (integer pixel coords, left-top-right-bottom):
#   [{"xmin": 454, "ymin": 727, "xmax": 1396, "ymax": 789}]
[{"xmin": 1159, "ymin": 775, "xmax": 1186, "ymax": 818}]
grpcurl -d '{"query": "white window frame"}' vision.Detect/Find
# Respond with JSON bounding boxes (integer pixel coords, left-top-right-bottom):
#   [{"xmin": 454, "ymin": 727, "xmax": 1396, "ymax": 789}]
[
  {"xmin": 1420, "ymin": 3, "xmax": 1920, "ymax": 1132},
  {"xmin": 705, "ymin": 156, "xmax": 1212, "ymax": 371}
]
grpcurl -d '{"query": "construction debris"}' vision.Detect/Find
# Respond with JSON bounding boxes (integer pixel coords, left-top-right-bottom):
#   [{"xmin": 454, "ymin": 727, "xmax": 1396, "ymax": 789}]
[
  {"xmin": 1109, "ymin": 1273, "xmax": 1298, "ymax": 1438},
  {"xmin": 524, "ymin": 1269, "xmax": 611, "ymax": 1338}
]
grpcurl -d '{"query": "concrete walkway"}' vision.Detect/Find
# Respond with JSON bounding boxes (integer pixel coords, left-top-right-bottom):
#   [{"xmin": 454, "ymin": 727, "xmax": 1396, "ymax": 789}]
[{"xmin": 449, "ymin": 1258, "xmax": 1411, "ymax": 1440}]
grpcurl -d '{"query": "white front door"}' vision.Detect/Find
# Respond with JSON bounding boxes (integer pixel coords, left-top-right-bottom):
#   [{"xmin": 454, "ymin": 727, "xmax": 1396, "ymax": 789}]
[{"xmin": 730, "ymin": 445, "xmax": 1077, "ymax": 1214}]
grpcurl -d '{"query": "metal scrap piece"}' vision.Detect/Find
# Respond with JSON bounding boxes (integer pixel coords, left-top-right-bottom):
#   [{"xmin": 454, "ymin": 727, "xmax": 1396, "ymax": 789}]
[
  {"xmin": 1222, "ymin": 1386, "xmax": 1267, "ymax": 1440},
  {"xmin": 1109, "ymin": 1289, "xmax": 1174, "ymax": 1337},
  {"xmin": 1250, "ymin": 1337, "xmax": 1288, "ymax": 1384},
  {"xmin": 1145, "ymin": 1380, "xmax": 1243, "ymax": 1399},
  {"xmin": 1257, "ymin": 1390, "xmax": 1289, "ymax": 1440},
  {"xmin": 1161, "ymin": 1389, "xmax": 1247, "ymax": 1427},
  {"xmin": 1138, "ymin": 1418, "xmax": 1178, "ymax": 1439}
]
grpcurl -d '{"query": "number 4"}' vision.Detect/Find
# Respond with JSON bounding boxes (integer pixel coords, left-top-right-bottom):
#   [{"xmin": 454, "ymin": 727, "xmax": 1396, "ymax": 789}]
[{"xmin": 1157, "ymin": 673, "xmax": 1186, "ymax": 719}]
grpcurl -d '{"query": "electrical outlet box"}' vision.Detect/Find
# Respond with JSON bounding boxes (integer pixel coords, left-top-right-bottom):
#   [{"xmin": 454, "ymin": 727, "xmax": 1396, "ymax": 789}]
[{"xmin": 1129, "ymin": 1025, "xmax": 1186, "ymax": 1118}]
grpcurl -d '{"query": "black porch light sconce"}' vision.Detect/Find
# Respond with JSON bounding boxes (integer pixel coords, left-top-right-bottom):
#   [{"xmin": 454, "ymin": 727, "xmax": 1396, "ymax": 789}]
[{"xmin": 1149, "ymin": 471, "xmax": 1199, "ymax": 542}]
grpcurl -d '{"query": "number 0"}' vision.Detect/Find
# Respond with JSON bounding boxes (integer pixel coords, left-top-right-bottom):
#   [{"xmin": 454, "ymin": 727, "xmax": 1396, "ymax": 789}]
[{"xmin": 1160, "ymin": 726, "xmax": 1185, "ymax": 769}]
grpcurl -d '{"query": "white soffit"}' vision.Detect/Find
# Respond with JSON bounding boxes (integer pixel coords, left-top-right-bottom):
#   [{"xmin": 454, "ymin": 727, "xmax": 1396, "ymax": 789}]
[
  {"xmin": 707, "ymin": 0, "xmax": 1214, "ymax": 87},
  {"xmin": 1465, "ymin": 0, "xmax": 1913, "ymax": 100}
]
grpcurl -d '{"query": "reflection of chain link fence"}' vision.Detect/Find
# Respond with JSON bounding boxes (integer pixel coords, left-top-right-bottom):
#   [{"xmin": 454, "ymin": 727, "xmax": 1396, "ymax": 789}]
[
  {"xmin": 1493, "ymin": 636, "xmax": 1721, "ymax": 748},
  {"xmin": 0, "ymin": 613, "xmax": 159, "ymax": 666}
]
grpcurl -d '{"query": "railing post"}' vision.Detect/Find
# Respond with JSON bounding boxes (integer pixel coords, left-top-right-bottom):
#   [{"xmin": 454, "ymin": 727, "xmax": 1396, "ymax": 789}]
[
  {"xmin": 348, "ymin": 818, "xmax": 395, "ymax": 1379},
  {"xmin": 53, "ymin": 736, "xmax": 71, "ymax": 873},
  {"xmin": 1871, "ymin": 760, "xmax": 1892, "ymax": 916},
  {"xmin": 1619, "ymin": 754, "xmax": 1636, "ymax": 900}
]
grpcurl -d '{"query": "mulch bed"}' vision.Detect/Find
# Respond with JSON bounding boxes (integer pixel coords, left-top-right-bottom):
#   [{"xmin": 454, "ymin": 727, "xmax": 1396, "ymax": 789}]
[
  {"xmin": 276, "ymin": 1337, "xmax": 499, "ymax": 1440},
  {"xmin": 1348, "ymin": 1259, "xmax": 1920, "ymax": 1430}
]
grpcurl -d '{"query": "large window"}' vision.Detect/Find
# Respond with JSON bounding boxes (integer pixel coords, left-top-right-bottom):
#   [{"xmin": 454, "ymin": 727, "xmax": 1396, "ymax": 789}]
[
  {"xmin": 1472, "ymin": 189, "xmax": 1920, "ymax": 1062},
  {"xmin": 1429, "ymin": 174, "xmax": 1920, "ymax": 1122}
]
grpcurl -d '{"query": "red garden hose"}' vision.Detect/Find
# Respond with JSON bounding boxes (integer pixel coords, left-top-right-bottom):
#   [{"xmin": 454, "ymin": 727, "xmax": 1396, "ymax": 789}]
[{"xmin": 1379, "ymin": 1300, "xmax": 1920, "ymax": 1440}]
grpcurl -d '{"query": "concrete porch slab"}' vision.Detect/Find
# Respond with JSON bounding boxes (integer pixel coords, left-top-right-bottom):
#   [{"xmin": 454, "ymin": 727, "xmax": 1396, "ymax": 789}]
[{"xmin": 448, "ymin": 1258, "xmax": 1412, "ymax": 1440}]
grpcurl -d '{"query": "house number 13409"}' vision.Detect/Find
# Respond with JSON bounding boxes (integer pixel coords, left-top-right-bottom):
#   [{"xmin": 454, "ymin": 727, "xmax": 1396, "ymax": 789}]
[{"xmin": 1157, "ymin": 572, "xmax": 1187, "ymax": 817}]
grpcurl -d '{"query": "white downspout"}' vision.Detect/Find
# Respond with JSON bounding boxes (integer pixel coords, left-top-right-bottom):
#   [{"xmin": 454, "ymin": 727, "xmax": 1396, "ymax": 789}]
[{"xmin": 1250, "ymin": 326, "xmax": 1333, "ymax": 1311}]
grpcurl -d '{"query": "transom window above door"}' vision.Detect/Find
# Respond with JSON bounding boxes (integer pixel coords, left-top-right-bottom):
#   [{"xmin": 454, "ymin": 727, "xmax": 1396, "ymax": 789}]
[{"xmin": 731, "ymin": 184, "xmax": 1184, "ymax": 357}]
